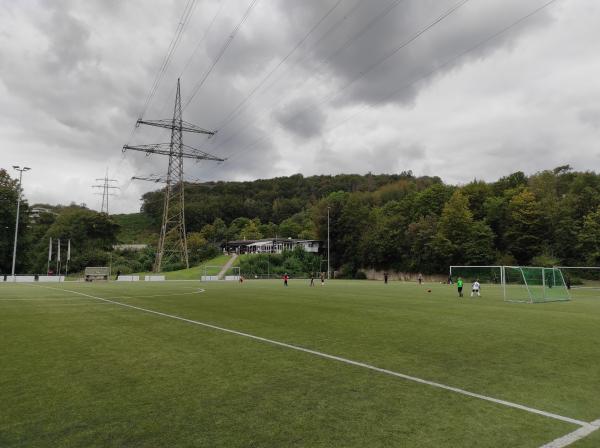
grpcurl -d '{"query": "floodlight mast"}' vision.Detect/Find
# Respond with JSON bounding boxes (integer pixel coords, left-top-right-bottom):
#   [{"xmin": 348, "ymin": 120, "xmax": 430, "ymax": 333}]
[
  {"xmin": 11, "ymin": 166, "xmax": 30, "ymax": 278},
  {"xmin": 124, "ymin": 78, "xmax": 224, "ymax": 273}
]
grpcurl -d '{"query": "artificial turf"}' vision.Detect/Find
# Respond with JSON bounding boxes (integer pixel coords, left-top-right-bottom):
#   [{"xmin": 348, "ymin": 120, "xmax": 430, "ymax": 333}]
[{"xmin": 1, "ymin": 279, "xmax": 599, "ymax": 447}]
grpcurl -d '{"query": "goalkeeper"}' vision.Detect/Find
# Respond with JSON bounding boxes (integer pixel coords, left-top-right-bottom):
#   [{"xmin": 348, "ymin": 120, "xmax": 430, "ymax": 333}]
[
  {"xmin": 457, "ymin": 277, "xmax": 464, "ymax": 297},
  {"xmin": 471, "ymin": 280, "xmax": 481, "ymax": 297}
]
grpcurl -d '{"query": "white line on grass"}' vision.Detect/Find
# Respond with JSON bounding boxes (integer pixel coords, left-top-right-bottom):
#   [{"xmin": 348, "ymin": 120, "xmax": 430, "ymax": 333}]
[
  {"xmin": 32, "ymin": 285, "xmax": 594, "ymax": 432},
  {"xmin": 539, "ymin": 419, "xmax": 600, "ymax": 448}
]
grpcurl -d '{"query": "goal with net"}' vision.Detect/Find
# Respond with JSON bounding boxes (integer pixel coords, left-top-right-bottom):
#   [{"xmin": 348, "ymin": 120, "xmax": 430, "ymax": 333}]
[
  {"xmin": 555, "ymin": 266, "xmax": 600, "ymax": 289},
  {"xmin": 502, "ymin": 266, "xmax": 570, "ymax": 303},
  {"xmin": 450, "ymin": 265, "xmax": 570, "ymax": 303}
]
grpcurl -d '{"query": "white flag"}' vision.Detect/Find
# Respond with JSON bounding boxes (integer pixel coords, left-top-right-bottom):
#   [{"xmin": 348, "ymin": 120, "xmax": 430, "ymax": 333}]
[
  {"xmin": 57, "ymin": 239, "xmax": 61, "ymax": 262},
  {"xmin": 48, "ymin": 237, "xmax": 52, "ymax": 261},
  {"xmin": 67, "ymin": 239, "xmax": 71, "ymax": 261}
]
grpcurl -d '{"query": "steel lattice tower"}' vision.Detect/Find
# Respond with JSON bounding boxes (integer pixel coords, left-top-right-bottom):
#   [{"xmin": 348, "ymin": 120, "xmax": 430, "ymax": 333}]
[
  {"xmin": 91, "ymin": 170, "xmax": 119, "ymax": 215},
  {"xmin": 124, "ymin": 79, "xmax": 224, "ymax": 272}
]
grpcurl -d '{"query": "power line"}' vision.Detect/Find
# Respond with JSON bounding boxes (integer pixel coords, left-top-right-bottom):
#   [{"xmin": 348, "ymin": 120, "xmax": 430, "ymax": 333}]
[
  {"xmin": 221, "ymin": 0, "xmax": 473, "ymax": 161},
  {"xmin": 322, "ymin": 0, "xmax": 563, "ymax": 137},
  {"xmin": 125, "ymin": 0, "xmax": 198, "ymax": 145},
  {"xmin": 211, "ymin": 0, "xmax": 346, "ymax": 131},
  {"xmin": 140, "ymin": 0, "xmax": 197, "ymax": 118},
  {"xmin": 182, "ymin": 0, "xmax": 262, "ymax": 111},
  {"xmin": 156, "ymin": 0, "xmax": 229, "ymax": 118},
  {"xmin": 223, "ymin": 0, "xmax": 562, "ymax": 166},
  {"xmin": 208, "ymin": 0, "xmax": 410, "ymax": 152}
]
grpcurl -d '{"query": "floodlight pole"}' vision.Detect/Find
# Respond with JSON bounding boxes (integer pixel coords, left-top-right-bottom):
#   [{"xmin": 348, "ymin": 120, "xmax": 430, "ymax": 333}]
[
  {"xmin": 11, "ymin": 166, "xmax": 30, "ymax": 278},
  {"xmin": 327, "ymin": 206, "xmax": 330, "ymax": 280}
]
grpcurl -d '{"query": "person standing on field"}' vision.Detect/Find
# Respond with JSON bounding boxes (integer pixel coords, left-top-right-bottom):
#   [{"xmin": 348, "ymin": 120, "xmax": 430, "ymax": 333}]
[
  {"xmin": 309, "ymin": 273, "xmax": 315, "ymax": 287},
  {"xmin": 283, "ymin": 273, "xmax": 289, "ymax": 287},
  {"xmin": 384, "ymin": 272, "xmax": 388, "ymax": 284},
  {"xmin": 457, "ymin": 277, "xmax": 464, "ymax": 297},
  {"xmin": 417, "ymin": 273, "xmax": 423, "ymax": 285},
  {"xmin": 471, "ymin": 280, "xmax": 481, "ymax": 297},
  {"xmin": 320, "ymin": 272, "xmax": 325, "ymax": 286}
]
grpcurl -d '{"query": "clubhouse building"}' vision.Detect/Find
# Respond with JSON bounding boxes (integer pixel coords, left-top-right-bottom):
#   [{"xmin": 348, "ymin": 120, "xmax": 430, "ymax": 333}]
[{"xmin": 224, "ymin": 238, "xmax": 323, "ymax": 255}]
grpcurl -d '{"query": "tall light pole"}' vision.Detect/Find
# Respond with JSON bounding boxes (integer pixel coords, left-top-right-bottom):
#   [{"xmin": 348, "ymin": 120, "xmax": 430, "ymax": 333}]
[
  {"xmin": 11, "ymin": 166, "xmax": 31, "ymax": 278},
  {"xmin": 327, "ymin": 206, "xmax": 330, "ymax": 280}
]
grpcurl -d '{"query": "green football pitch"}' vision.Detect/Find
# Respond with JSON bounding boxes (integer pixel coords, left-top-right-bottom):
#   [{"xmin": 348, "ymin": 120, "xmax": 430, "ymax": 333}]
[{"xmin": 1, "ymin": 280, "xmax": 599, "ymax": 447}]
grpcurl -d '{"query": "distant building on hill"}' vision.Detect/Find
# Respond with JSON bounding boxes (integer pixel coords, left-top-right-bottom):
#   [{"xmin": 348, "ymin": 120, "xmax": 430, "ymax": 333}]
[
  {"xmin": 112, "ymin": 244, "xmax": 148, "ymax": 252},
  {"xmin": 29, "ymin": 206, "xmax": 57, "ymax": 222},
  {"xmin": 224, "ymin": 238, "xmax": 322, "ymax": 255}
]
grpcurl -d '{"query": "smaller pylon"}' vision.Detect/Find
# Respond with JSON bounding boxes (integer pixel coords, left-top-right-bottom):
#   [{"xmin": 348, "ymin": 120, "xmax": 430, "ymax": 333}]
[{"xmin": 92, "ymin": 169, "xmax": 119, "ymax": 215}]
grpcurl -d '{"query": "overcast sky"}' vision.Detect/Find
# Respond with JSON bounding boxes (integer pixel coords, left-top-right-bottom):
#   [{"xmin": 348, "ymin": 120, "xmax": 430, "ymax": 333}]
[{"xmin": 1, "ymin": 0, "xmax": 599, "ymax": 213}]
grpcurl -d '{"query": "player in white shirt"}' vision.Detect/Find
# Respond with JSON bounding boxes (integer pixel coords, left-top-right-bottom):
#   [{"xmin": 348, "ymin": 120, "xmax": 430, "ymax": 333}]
[{"xmin": 471, "ymin": 280, "xmax": 481, "ymax": 297}]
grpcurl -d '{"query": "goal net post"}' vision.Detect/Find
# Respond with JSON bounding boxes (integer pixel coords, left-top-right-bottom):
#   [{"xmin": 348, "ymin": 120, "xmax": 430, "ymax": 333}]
[
  {"xmin": 449, "ymin": 266, "xmax": 504, "ymax": 285},
  {"xmin": 503, "ymin": 266, "xmax": 570, "ymax": 303},
  {"xmin": 555, "ymin": 266, "xmax": 600, "ymax": 289}
]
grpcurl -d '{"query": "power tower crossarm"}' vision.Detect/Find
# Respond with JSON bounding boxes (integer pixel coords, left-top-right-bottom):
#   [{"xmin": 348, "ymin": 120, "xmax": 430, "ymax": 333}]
[
  {"xmin": 132, "ymin": 174, "xmax": 218, "ymax": 187},
  {"xmin": 132, "ymin": 175, "xmax": 167, "ymax": 183},
  {"xmin": 123, "ymin": 143, "xmax": 225, "ymax": 161},
  {"xmin": 136, "ymin": 119, "xmax": 216, "ymax": 136}
]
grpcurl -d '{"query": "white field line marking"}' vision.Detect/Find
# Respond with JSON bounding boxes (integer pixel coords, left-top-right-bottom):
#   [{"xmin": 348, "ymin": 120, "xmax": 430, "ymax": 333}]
[
  {"xmin": 539, "ymin": 419, "xmax": 600, "ymax": 448},
  {"xmin": 0, "ymin": 297, "xmax": 99, "ymax": 301},
  {"xmin": 32, "ymin": 286, "xmax": 592, "ymax": 428}
]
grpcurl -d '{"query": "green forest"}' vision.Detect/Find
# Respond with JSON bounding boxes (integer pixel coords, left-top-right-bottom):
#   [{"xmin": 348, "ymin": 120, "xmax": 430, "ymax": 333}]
[{"xmin": 2, "ymin": 166, "xmax": 600, "ymax": 276}]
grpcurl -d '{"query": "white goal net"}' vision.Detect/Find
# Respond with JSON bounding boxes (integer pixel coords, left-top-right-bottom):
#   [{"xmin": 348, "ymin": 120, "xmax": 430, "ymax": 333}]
[{"xmin": 555, "ymin": 266, "xmax": 600, "ymax": 289}]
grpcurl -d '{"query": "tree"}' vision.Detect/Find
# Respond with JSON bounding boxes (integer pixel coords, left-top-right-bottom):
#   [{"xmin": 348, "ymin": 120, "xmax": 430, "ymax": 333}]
[
  {"xmin": 505, "ymin": 189, "xmax": 545, "ymax": 264},
  {"xmin": 0, "ymin": 169, "xmax": 30, "ymax": 273},
  {"xmin": 436, "ymin": 191, "xmax": 495, "ymax": 266},
  {"xmin": 31, "ymin": 207, "xmax": 120, "ymax": 273},
  {"xmin": 578, "ymin": 206, "xmax": 600, "ymax": 264}
]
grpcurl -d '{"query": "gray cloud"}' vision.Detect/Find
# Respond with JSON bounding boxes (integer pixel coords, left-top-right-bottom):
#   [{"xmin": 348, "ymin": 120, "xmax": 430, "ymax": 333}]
[
  {"xmin": 0, "ymin": 0, "xmax": 599, "ymax": 213},
  {"xmin": 273, "ymin": 98, "xmax": 325, "ymax": 139}
]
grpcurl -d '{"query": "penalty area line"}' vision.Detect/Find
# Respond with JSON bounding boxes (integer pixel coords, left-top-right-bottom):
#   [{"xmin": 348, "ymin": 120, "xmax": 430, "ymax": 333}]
[
  {"xmin": 37, "ymin": 285, "xmax": 590, "ymax": 430},
  {"xmin": 539, "ymin": 419, "xmax": 600, "ymax": 448}
]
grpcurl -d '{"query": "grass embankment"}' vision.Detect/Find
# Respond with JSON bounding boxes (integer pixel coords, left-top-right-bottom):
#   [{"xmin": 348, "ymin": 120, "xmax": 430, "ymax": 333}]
[{"xmin": 132, "ymin": 254, "xmax": 238, "ymax": 280}]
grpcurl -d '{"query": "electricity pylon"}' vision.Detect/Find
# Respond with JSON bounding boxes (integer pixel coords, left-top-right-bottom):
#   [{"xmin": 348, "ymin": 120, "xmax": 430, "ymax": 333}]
[
  {"xmin": 124, "ymin": 78, "xmax": 224, "ymax": 272},
  {"xmin": 92, "ymin": 170, "xmax": 119, "ymax": 215}
]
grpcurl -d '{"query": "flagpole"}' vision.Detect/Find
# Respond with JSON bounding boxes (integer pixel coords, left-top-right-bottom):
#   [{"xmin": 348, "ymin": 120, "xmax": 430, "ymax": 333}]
[
  {"xmin": 47, "ymin": 237, "xmax": 52, "ymax": 275},
  {"xmin": 56, "ymin": 239, "xmax": 61, "ymax": 277},
  {"xmin": 65, "ymin": 239, "xmax": 70, "ymax": 281}
]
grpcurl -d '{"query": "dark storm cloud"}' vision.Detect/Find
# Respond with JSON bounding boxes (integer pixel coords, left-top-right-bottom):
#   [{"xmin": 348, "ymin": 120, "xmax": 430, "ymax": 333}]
[
  {"xmin": 293, "ymin": 0, "xmax": 554, "ymax": 107},
  {"xmin": 273, "ymin": 98, "xmax": 325, "ymax": 139}
]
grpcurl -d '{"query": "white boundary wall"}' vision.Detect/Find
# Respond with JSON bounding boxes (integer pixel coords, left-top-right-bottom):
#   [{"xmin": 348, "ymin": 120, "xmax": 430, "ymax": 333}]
[
  {"xmin": 144, "ymin": 275, "xmax": 166, "ymax": 282},
  {"xmin": 5, "ymin": 275, "xmax": 36, "ymax": 282},
  {"xmin": 38, "ymin": 276, "xmax": 65, "ymax": 282},
  {"xmin": 224, "ymin": 275, "xmax": 241, "ymax": 281},
  {"xmin": 116, "ymin": 275, "xmax": 139, "ymax": 282},
  {"xmin": 201, "ymin": 275, "xmax": 219, "ymax": 281}
]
